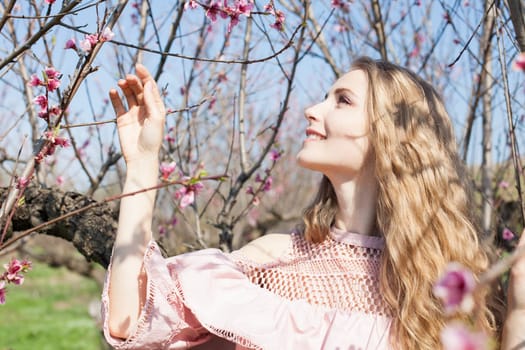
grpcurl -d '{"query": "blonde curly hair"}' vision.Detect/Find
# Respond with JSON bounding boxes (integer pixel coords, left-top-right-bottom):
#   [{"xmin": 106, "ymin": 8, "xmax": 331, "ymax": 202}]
[{"xmin": 302, "ymin": 57, "xmax": 498, "ymax": 349}]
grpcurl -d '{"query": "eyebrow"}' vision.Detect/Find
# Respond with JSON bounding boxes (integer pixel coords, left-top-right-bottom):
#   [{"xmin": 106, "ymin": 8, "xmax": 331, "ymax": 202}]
[
  {"xmin": 334, "ymin": 87, "xmax": 359, "ymax": 100},
  {"xmin": 324, "ymin": 87, "xmax": 359, "ymax": 100}
]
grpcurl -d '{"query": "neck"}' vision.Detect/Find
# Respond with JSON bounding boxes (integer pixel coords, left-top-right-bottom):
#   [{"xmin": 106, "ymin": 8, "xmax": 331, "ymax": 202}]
[{"xmin": 328, "ymin": 170, "xmax": 378, "ymax": 237}]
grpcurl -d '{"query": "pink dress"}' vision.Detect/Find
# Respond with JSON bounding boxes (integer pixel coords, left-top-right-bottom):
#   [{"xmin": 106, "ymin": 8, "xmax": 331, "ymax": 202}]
[{"xmin": 101, "ymin": 229, "xmax": 392, "ymax": 349}]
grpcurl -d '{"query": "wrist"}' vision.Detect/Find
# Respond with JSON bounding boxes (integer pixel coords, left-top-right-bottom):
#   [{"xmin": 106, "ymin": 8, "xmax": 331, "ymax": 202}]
[{"xmin": 125, "ymin": 158, "xmax": 159, "ymax": 183}]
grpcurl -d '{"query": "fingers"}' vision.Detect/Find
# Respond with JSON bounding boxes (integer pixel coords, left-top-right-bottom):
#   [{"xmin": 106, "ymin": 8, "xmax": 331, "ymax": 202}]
[
  {"xmin": 109, "ymin": 88, "xmax": 126, "ymax": 117},
  {"xmin": 143, "ymin": 80, "xmax": 165, "ymax": 122}
]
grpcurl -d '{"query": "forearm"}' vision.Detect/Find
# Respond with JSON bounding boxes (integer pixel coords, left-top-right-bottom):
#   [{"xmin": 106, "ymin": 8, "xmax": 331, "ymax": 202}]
[
  {"xmin": 501, "ymin": 309, "xmax": 525, "ymax": 349},
  {"xmin": 108, "ymin": 158, "xmax": 159, "ymax": 339}
]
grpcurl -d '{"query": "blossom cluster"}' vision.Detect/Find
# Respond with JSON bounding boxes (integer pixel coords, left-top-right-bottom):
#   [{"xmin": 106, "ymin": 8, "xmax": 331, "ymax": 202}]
[
  {"xmin": 34, "ymin": 129, "xmax": 70, "ymax": 163},
  {"xmin": 185, "ymin": 1, "xmax": 285, "ymax": 33},
  {"xmin": 159, "ymin": 161, "xmax": 206, "ymax": 209},
  {"xmin": 0, "ymin": 257, "xmax": 32, "ymax": 304},
  {"xmin": 64, "ymin": 27, "xmax": 114, "ymax": 55},
  {"xmin": 30, "ymin": 67, "xmax": 62, "ymax": 123}
]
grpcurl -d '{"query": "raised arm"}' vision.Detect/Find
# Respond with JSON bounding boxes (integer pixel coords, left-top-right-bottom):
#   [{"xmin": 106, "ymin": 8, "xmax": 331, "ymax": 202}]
[
  {"xmin": 501, "ymin": 229, "xmax": 525, "ymax": 349},
  {"xmin": 107, "ymin": 64, "xmax": 165, "ymax": 339}
]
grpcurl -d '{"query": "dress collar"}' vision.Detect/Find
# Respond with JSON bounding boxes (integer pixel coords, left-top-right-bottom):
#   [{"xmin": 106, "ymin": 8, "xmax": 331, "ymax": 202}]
[{"xmin": 329, "ymin": 227, "xmax": 385, "ymax": 250}]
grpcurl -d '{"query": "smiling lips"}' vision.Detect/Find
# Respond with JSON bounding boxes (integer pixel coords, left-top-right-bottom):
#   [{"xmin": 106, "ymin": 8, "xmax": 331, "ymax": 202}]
[{"xmin": 305, "ymin": 128, "xmax": 326, "ymax": 141}]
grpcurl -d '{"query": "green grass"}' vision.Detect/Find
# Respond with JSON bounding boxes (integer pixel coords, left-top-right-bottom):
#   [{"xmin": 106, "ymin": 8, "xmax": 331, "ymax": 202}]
[{"xmin": 0, "ymin": 260, "xmax": 104, "ymax": 350}]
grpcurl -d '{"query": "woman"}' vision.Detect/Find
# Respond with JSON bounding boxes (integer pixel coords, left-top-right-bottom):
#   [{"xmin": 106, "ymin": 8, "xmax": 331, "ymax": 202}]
[{"xmin": 102, "ymin": 57, "xmax": 525, "ymax": 349}]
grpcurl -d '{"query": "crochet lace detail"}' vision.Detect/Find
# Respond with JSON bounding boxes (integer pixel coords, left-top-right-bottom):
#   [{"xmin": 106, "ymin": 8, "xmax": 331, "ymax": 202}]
[{"xmin": 231, "ymin": 231, "xmax": 391, "ymax": 317}]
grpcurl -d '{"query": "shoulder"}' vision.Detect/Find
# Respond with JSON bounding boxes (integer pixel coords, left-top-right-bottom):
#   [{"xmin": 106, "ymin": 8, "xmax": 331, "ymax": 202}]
[{"xmin": 234, "ymin": 233, "xmax": 293, "ymax": 264}]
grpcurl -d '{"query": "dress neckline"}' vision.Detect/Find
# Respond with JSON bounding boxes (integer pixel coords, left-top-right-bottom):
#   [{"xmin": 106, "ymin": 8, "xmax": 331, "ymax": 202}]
[{"xmin": 329, "ymin": 227, "xmax": 385, "ymax": 250}]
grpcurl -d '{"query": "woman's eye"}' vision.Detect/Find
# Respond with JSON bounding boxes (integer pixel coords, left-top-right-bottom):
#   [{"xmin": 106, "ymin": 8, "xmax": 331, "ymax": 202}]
[{"xmin": 337, "ymin": 95, "xmax": 352, "ymax": 105}]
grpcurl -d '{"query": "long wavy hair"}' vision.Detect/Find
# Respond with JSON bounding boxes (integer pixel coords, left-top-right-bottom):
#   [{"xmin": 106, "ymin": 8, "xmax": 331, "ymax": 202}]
[{"xmin": 302, "ymin": 57, "xmax": 499, "ymax": 349}]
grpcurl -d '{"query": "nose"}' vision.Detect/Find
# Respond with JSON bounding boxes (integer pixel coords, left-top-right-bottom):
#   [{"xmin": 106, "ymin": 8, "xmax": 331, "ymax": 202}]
[{"xmin": 304, "ymin": 103, "xmax": 321, "ymax": 123}]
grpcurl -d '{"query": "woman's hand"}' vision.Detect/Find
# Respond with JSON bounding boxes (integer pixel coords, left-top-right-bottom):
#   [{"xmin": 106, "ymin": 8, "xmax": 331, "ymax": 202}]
[{"xmin": 109, "ymin": 64, "xmax": 165, "ymax": 166}]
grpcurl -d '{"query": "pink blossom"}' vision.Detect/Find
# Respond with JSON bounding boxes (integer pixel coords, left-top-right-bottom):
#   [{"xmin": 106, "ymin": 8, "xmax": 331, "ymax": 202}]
[
  {"xmin": 64, "ymin": 38, "xmax": 77, "ymax": 50},
  {"xmin": 56, "ymin": 175, "xmax": 64, "ymax": 186},
  {"xmin": 331, "ymin": 0, "xmax": 349, "ymax": 11},
  {"xmin": 46, "ymin": 78, "xmax": 60, "ymax": 91},
  {"xmin": 54, "ymin": 137, "xmax": 70, "ymax": 148},
  {"xmin": 100, "ymin": 27, "xmax": 114, "ymax": 42},
  {"xmin": 263, "ymin": 176, "xmax": 272, "ymax": 192},
  {"xmin": 512, "ymin": 52, "xmax": 525, "ymax": 72},
  {"xmin": 433, "ymin": 263, "xmax": 476, "ymax": 314},
  {"xmin": 0, "ymin": 281, "xmax": 6, "ymax": 304},
  {"xmin": 44, "ymin": 67, "xmax": 60, "ymax": 80},
  {"xmin": 160, "ymin": 161, "xmax": 177, "ymax": 180},
  {"xmin": 235, "ymin": 0, "xmax": 253, "ymax": 16},
  {"xmin": 227, "ymin": 13, "xmax": 240, "ymax": 32},
  {"xmin": 45, "ymin": 0, "xmax": 56, "ymax": 4},
  {"xmin": 80, "ymin": 38, "xmax": 93, "ymax": 53},
  {"xmin": 264, "ymin": 3, "xmax": 274, "ymax": 12},
  {"xmin": 252, "ymin": 196, "xmax": 260, "ymax": 206},
  {"xmin": 3, "ymin": 258, "xmax": 24, "ymax": 285},
  {"xmin": 440, "ymin": 322, "xmax": 490, "ymax": 350},
  {"xmin": 29, "ymin": 74, "xmax": 42, "ymax": 87},
  {"xmin": 16, "ymin": 177, "xmax": 30, "ymax": 190},
  {"xmin": 34, "ymin": 95, "xmax": 48, "ymax": 110},
  {"xmin": 498, "ymin": 180, "xmax": 509, "ymax": 189},
  {"xmin": 246, "ymin": 186, "xmax": 254, "ymax": 195},
  {"xmin": 175, "ymin": 182, "xmax": 204, "ymax": 209},
  {"xmin": 185, "ymin": 0, "xmax": 198, "ymax": 10},
  {"xmin": 502, "ymin": 227, "xmax": 515, "ymax": 241},
  {"xmin": 269, "ymin": 149, "xmax": 281, "ymax": 161},
  {"xmin": 270, "ymin": 10, "xmax": 285, "ymax": 31},
  {"xmin": 180, "ymin": 189, "xmax": 195, "ymax": 209},
  {"xmin": 49, "ymin": 105, "xmax": 61, "ymax": 116},
  {"xmin": 255, "ymin": 173, "xmax": 262, "ymax": 182},
  {"xmin": 206, "ymin": 1, "xmax": 221, "ymax": 22}
]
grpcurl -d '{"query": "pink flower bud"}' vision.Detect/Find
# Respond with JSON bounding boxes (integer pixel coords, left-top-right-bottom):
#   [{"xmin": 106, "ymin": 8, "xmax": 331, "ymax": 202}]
[
  {"xmin": 64, "ymin": 38, "xmax": 77, "ymax": 50},
  {"xmin": 433, "ymin": 263, "xmax": 476, "ymax": 314},
  {"xmin": 512, "ymin": 52, "xmax": 525, "ymax": 72},
  {"xmin": 29, "ymin": 74, "xmax": 42, "ymax": 87},
  {"xmin": 100, "ymin": 27, "xmax": 114, "ymax": 42},
  {"xmin": 160, "ymin": 161, "xmax": 177, "ymax": 180},
  {"xmin": 502, "ymin": 227, "xmax": 515, "ymax": 241},
  {"xmin": 440, "ymin": 322, "xmax": 490, "ymax": 350},
  {"xmin": 34, "ymin": 95, "xmax": 48, "ymax": 110}
]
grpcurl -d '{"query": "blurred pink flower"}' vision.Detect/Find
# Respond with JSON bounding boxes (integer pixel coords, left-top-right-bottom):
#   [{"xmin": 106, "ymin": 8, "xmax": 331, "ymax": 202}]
[
  {"xmin": 498, "ymin": 180, "xmax": 509, "ymax": 189},
  {"xmin": 3, "ymin": 258, "xmax": 24, "ymax": 285},
  {"xmin": 46, "ymin": 78, "xmax": 60, "ymax": 91},
  {"xmin": 331, "ymin": 0, "xmax": 349, "ymax": 11},
  {"xmin": 0, "ymin": 281, "xmax": 6, "ymax": 304},
  {"xmin": 441, "ymin": 322, "xmax": 490, "ymax": 350},
  {"xmin": 16, "ymin": 177, "xmax": 30, "ymax": 190},
  {"xmin": 100, "ymin": 27, "xmax": 114, "ymax": 42},
  {"xmin": 502, "ymin": 227, "xmax": 515, "ymax": 241},
  {"xmin": 65, "ymin": 38, "xmax": 77, "ymax": 50},
  {"xmin": 433, "ymin": 262, "xmax": 476, "ymax": 314},
  {"xmin": 263, "ymin": 176, "xmax": 272, "ymax": 192},
  {"xmin": 56, "ymin": 175, "xmax": 64, "ymax": 186},
  {"xmin": 34, "ymin": 95, "xmax": 48, "ymax": 110},
  {"xmin": 160, "ymin": 161, "xmax": 177, "ymax": 180},
  {"xmin": 512, "ymin": 52, "xmax": 525, "ymax": 72},
  {"xmin": 175, "ymin": 182, "xmax": 204, "ymax": 209},
  {"xmin": 206, "ymin": 1, "xmax": 221, "ymax": 22},
  {"xmin": 185, "ymin": 0, "xmax": 198, "ymax": 10},
  {"xmin": 269, "ymin": 149, "xmax": 281, "ymax": 161},
  {"xmin": 44, "ymin": 67, "xmax": 60, "ymax": 80},
  {"xmin": 45, "ymin": 0, "xmax": 56, "ymax": 4},
  {"xmin": 29, "ymin": 74, "xmax": 42, "ymax": 87},
  {"xmin": 270, "ymin": 10, "xmax": 285, "ymax": 31}
]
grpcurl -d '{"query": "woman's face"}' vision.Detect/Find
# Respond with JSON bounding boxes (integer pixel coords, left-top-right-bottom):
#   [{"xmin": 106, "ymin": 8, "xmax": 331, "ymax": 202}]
[{"xmin": 296, "ymin": 69, "xmax": 372, "ymax": 182}]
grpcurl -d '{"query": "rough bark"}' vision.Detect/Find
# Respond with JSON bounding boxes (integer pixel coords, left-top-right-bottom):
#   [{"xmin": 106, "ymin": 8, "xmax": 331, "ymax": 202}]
[{"xmin": 1, "ymin": 186, "xmax": 117, "ymax": 268}]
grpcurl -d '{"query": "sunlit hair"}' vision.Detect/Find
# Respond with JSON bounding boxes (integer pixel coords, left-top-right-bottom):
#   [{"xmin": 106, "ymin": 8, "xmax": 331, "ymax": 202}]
[{"xmin": 302, "ymin": 57, "xmax": 499, "ymax": 349}]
